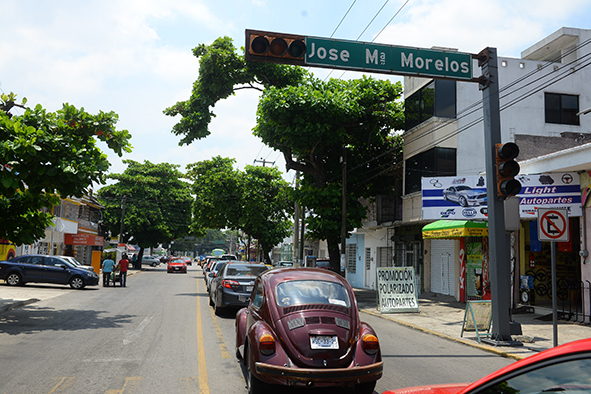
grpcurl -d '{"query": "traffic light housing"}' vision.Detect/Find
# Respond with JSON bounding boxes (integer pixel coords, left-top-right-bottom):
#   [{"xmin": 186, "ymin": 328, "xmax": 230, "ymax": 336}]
[
  {"xmin": 495, "ymin": 142, "xmax": 522, "ymax": 197},
  {"xmin": 245, "ymin": 29, "xmax": 306, "ymax": 66}
]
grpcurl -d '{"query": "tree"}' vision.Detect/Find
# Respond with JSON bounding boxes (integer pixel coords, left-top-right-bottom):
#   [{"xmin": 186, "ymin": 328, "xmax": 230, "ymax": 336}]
[
  {"xmin": 0, "ymin": 92, "xmax": 132, "ymax": 245},
  {"xmin": 185, "ymin": 157, "xmax": 292, "ymax": 264},
  {"xmin": 240, "ymin": 165, "xmax": 293, "ymax": 264},
  {"xmin": 97, "ymin": 160, "xmax": 192, "ymax": 268},
  {"xmin": 166, "ymin": 38, "xmax": 404, "ymax": 271}
]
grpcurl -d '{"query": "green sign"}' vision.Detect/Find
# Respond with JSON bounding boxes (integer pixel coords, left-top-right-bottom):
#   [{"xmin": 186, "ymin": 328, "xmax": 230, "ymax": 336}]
[{"xmin": 306, "ymin": 37, "xmax": 474, "ymax": 81}]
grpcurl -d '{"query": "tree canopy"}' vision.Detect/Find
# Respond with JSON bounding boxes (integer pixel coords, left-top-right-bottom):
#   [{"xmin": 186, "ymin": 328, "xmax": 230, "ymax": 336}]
[
  {"xmin": 97, "ymin": 160, "xmax": 193, "ymax": 267},
  {"xmin": 185, "ymin": 156, "xmax": 293, "ymax": 264},
  {"xmin": 167, "ymin": 37, "xmax": 404, "ymax": 270},
  {"xmin": 0, "ymin": 92, "xmax": 132, "ymax": 245}
]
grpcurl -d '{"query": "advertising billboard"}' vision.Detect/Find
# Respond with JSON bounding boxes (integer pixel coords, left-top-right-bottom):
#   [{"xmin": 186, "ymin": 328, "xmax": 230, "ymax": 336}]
[{"xmin": 422, "ymin": 172, "xmax": 581, "ymax": 220}]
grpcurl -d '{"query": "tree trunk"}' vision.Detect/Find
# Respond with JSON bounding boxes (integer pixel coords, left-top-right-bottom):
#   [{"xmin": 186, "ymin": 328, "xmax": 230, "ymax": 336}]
[{"xmin": 327, "ymin": 237, "xmax": 342, "ymax": 274}]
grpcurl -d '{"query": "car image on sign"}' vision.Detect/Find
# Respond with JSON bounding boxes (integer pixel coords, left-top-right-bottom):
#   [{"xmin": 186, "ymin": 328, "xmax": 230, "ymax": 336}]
[{"xmin": 443, "ymin": 185, "xmax": 487, "ymax": 207}]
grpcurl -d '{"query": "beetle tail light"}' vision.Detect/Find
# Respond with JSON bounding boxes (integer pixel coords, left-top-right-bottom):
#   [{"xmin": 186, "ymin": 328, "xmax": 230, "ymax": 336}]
[
  {"xmin": 259, "ymin": 333, "xmax": 276, "ymax": 356},
  {"xmin": 362, "ymin": 334, "xmax": 379, "ymax": 355}
]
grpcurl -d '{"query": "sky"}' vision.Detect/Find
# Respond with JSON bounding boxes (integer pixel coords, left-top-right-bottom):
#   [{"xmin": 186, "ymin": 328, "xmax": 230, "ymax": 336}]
[{"xmin": 2, "ymin": 0, "xmax": 591, "ymax": 188}]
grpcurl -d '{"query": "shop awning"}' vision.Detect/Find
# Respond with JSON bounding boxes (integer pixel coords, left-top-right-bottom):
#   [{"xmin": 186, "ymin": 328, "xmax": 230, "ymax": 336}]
[{"xmin": 422, "ymin": 220, "xmax": 488, "ymax": 239}]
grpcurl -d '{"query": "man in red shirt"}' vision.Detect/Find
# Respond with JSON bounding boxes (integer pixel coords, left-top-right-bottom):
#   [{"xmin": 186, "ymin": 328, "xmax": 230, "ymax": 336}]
[{"xmin": 118, "ymin": 254, "xmax": 130, "ymax": 287}]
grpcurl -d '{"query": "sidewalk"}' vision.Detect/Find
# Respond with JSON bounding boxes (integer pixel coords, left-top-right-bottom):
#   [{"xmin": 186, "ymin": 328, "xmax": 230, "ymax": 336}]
[
  {"xmin": 0, "ymin": 269, "xmax": 140, "ymax": 313},
  {"xmin": 354, "ymin": 288, "xmax": 591, "ymax": 360}
]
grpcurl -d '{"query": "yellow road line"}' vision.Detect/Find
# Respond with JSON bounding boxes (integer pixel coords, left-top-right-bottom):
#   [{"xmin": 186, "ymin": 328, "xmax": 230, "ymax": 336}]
[
  {"xmin": 196, "ymin": 279, "xmax": 210, "ymax": 394},
  {"xmin": 47, "ymin": 377, "xmax": 74, "ymax": 393},
  {"xmin": 209, "ymin": 306, "xmax": 231, "ymax": 359}
]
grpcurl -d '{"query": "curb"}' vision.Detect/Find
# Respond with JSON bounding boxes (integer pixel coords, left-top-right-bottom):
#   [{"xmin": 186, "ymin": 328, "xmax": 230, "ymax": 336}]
[
  {"xmin": 0, "ymin": 298, "xmax": 40, "ymax": 314},
  {"xmin": 359, "ymin": 308, "xmax": 527, "ymax": 361}
]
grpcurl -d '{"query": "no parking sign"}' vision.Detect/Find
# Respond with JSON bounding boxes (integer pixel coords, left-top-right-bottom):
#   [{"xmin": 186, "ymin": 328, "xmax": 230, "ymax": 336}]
[{"xmin": 537, "ymin": 208, "xmax": 569, "ymax": 242}]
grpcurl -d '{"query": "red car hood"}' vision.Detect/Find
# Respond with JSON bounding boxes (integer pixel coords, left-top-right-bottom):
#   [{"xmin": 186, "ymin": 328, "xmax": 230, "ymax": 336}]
[{"xmin": 382, "ymin": 383, "xmax": 469, "ymax": 394}]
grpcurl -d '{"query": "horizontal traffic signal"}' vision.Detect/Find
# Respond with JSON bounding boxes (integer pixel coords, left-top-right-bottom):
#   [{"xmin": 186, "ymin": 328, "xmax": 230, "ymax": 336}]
[
  {"xmin": 245, "ymin": 29, "xmax": 306, "ymax": 66},
  {"xmin": 495, "ymin": 142, "xmax": 522, "ymax": 197}
]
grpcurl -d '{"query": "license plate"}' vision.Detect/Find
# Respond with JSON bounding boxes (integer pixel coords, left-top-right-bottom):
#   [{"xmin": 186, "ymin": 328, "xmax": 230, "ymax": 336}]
[
  {"xmin": 245, "ymin": 286, "xmax": 253, "ymax": 292},
  {"xmin": 310, "ymin": 335, "xmax": 338, "ymax": 349},
  {"xmin": 239, "ymin": 295, "xmax": 250, "ymax": 302},
  {"xmin": 174, "ymin": 267, "xmax": 179, "ymax": 271}
]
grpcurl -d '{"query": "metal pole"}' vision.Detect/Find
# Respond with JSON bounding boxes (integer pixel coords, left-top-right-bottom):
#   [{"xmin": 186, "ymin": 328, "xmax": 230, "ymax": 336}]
[
  {"xmin": 341, "ymin": 145, "xmax": 347, "ymax": 275},
  {"xmin": 118, "ymin": 195, "xmax": 126, "ymax": 243},
  {"xmin": 479, "ymin": 48, "xmax": 519, "ymax": 345},
  {"xmin": 551, "ymin": 241, "xmax": 558, "ymax": 347}
]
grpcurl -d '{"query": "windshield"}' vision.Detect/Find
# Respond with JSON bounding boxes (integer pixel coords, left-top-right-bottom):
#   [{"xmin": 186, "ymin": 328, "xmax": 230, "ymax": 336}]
[
  {"xmin": 275, "ymin": 280, "xmax": 351, "ymax": 308},
  {"xmin": 224, "ymin": 264, "xmax": 267, "ymax": 277}
]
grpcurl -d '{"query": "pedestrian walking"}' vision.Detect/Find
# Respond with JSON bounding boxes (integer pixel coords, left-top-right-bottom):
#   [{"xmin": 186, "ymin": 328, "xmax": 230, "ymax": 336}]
[
  {"xmin": 101, "ymin": 257, "xmax": 116, "ymax": 287},
  {"xmin": 117, "ymin": 253, "xmax": 130, "ymax": 287}
]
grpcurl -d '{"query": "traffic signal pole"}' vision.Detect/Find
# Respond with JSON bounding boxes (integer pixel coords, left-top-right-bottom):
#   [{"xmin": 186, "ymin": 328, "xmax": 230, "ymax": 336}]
[{"xmin": 479, "ymin": 48, "xmax": 521, "ymax": 346}]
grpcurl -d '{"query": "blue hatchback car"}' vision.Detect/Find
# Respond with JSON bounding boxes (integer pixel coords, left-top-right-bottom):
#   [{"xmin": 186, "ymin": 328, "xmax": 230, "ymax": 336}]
[{"xmin": 0, "ymin": 254, "xmax": 100, "ymax": 289}]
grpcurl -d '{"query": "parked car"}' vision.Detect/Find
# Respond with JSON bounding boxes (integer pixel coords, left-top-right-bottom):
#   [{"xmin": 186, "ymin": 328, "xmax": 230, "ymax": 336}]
[
  {"xmin": 235, "ymin": 267, "xmax": 382, "ymax": 394},
  {"xmin": 142, "ymin": 255, "xmax": 161, "ymax": 267},
  {"xmin": 160, "ymin": 255, "xmax": 171, "ymax": 264},
  {"xmin": 181, "ymin": 256, "xmax": 192, "ymax": 266},
  {"xmin": 1, "ymin": 254, "xmax": 100, "ymax": 289},
  {"xmin": 59, "ymin": 256, "xmax": 95, "ymax": 272},
  {"xmin": 442, "ymin": 185, "xmax": 487, "ymax": 207},
  {"xmin": 205, "ymin": 260, "xmax": 231, "ymax": 292},
  {"xmin": 221, "ymin": 254, "xmax": 238, "ymax": 261},
  {"xmin": 315, "ymin": 258, "xmax": 330, "ymax": 269},
  {"xmin": 382, "ymin": 337, "xmax": 591, "ymax": 394},
  {"xmin": 274, "ymin": 261, "xmax": 293, "ymax": 268},
  {"xmin": 209, "ymin": 263, "xmax": 269, "ymax": 315},
  {"xmin": 167, "ymin": 258, "xmax": 187, "ymax": 273}
]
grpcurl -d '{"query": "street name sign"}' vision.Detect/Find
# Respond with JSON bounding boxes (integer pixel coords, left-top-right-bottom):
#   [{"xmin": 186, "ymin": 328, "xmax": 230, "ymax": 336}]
[
  {"xmin": 306, "ymin": 37, "xmax": 474, "ymax": 81},
  {"xmin": 537, "ymin": 208, "xmax": 569, "ymax": 242}
]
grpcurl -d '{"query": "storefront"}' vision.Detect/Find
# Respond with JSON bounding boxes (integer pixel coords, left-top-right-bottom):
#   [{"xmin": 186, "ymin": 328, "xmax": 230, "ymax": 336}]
[{"xmin": 422, "ymin": 220, "xmax": 488, "ymax": 302}]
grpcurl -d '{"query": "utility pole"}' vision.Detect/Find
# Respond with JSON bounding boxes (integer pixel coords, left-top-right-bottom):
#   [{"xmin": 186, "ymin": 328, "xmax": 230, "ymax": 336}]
[
  {"xmin": 253, "ymin": 158, "xmax": 275, "ymax": 167},
  {"xmin": 294, "ymin": 171, "xmax": 300, "ymax": 266},
  {"xmin": 340, "ymin": 145, "xmax": 347, "ymax": 276},
  {"xmin": 118, "ymin": 195, "xmax": 126, "ymax": 243}
]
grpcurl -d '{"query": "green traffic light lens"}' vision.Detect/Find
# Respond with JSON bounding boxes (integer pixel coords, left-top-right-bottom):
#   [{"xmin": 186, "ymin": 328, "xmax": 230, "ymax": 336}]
[
  {"xmin": 500, "ymin": 179, "xmax": 522, "ymax": 196},
  {"xmin": 270, "ymin": 38, "xmax": 288, "ymax": 56},
  {"xmin": 251, "ymin": 36, "xmax": 270, "ymax": 54},
  {"xmin": 288, "ymin": 40, "xmax": 306, "ymax": 58}
]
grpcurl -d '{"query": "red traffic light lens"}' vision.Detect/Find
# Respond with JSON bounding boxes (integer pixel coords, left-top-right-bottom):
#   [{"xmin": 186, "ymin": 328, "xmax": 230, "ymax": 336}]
[
  {"xmin": 251, "ymin": 36, "xmax": 270, "ymax": 54},
  {"xmin": 497, "ymin": 142, "xmax": 519, "ymax": 160}
]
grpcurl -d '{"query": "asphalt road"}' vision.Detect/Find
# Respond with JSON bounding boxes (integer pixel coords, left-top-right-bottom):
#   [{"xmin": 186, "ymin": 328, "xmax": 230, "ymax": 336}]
[{"xmin": 0, "ymin": 265, "xmax": 514, "ymax": 394}]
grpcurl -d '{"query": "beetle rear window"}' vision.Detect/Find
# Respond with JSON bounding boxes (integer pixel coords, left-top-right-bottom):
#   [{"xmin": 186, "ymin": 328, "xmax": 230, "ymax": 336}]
[{"xmin": 275, "ymin": 280, "xmax": 350, "ymax": 308}]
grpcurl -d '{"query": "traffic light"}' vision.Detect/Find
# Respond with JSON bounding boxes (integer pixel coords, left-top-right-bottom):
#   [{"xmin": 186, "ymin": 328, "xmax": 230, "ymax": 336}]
[
  {"xmin": 245, "ymin": 29, "xmax": 306, "ymax": 66},
  {"xmin": 495, "ymin": 142, "xmax": 522, "ymax": 197}
]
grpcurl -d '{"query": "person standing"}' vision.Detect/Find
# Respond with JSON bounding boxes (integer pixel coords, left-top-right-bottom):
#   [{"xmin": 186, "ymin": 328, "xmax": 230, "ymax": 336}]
[
  {"xmin": 118, "ymin": 254, "xmax": 130, "ymax": 287},
  {"xmin": 101, "ymin": 257, "xmax": 116, "ymax": 287}
]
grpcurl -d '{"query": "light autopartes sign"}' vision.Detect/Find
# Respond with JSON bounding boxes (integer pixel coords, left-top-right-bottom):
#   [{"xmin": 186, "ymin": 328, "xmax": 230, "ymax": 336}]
[
  {"xmin": 537, "ymin": 208, "xmax": 569, "ymax": 242},
  {"xmin": 377, "ymin": 267, "xmax": 419, "ymax": 313}
]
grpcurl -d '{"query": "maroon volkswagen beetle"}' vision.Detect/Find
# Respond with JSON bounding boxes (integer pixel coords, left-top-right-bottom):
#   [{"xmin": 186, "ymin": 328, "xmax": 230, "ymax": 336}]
[{"xmin": 235, "ymin": 267, "xmax": 382, "ymax": 394}]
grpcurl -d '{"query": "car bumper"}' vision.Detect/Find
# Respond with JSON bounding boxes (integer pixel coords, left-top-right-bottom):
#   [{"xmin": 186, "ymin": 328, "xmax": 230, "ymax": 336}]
[
  {"xmin": 85, "ymin": 276, "xmax": 100, "ymax": 286},
  {"xmin": 255, "ymin": 361, "xmax": 382, "ymax": 386},
  {"xmin": 219, "ymin": 288, "xmax": 251, "ymax": 308}
]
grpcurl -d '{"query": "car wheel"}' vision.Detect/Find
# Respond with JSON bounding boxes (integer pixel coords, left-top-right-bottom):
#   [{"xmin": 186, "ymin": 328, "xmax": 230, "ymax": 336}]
[
  {"xmin": 69, "ymin": 276, "xmax": 85, "ymax": 290},
  {"xmin": 354, "ymin": 381, "xmax": 376, "ymax": 394},
  {"xmin": 460, "ymin": 196, "xmax": 468, "ymax": 207},
  {"xmin": 209, "ymin": 292, "xmax": 214, "ymax": 307},
  {"xmin": 152, "ymin": 263, "xmax": 157, "ymax": 267},
  {"xmin": 5, "ymin": 272, "xmax": 23, "ymax": 286},
  {"xmin": 248, "ymin": 366, "xmax": 268, "ymax": 394}
]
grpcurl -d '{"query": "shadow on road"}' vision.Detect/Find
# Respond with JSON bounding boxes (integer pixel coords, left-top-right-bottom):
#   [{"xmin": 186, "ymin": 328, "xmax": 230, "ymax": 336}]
[{"xmin": 0, "ymin": 305, "xmax": 134, "ymax": 335}]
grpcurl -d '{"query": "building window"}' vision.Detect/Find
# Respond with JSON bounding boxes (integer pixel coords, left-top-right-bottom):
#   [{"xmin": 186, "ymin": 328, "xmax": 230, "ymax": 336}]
[
  {"xmin": 545, "ymin": 92, "xmax": 579, "ymax": 125},
  {"xmin": 346, "ymin": 244, "xmax": 356, "ymax": 273},
  {"xmin": 405, "ymin": 79, "xmax": 456, "ymax": 130},
  {"xmin": 405, "ymin": 147, "xmax": 456, "ymax": 194}
]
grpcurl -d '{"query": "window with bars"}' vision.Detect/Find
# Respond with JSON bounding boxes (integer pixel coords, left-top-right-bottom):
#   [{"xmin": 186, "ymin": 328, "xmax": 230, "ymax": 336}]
[{"xmin": 346, "ymin": 244, "xmax": 357, "ymax": 273}]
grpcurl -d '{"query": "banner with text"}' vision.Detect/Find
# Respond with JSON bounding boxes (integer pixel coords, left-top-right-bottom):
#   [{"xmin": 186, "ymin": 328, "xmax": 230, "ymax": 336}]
[
  {"xmin": 422, "ymin": 172, "xmax": 581, "ymax": 220},
  {"xmin": 377, "ymin": 267, "xmax": 419, "ymax": 313}
]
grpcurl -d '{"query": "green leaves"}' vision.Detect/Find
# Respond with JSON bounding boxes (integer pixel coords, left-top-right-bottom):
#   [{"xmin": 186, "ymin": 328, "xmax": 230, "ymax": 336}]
[{"xmin": 1, "ymin": 94, "xmax": 133, "ymax": 244}]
